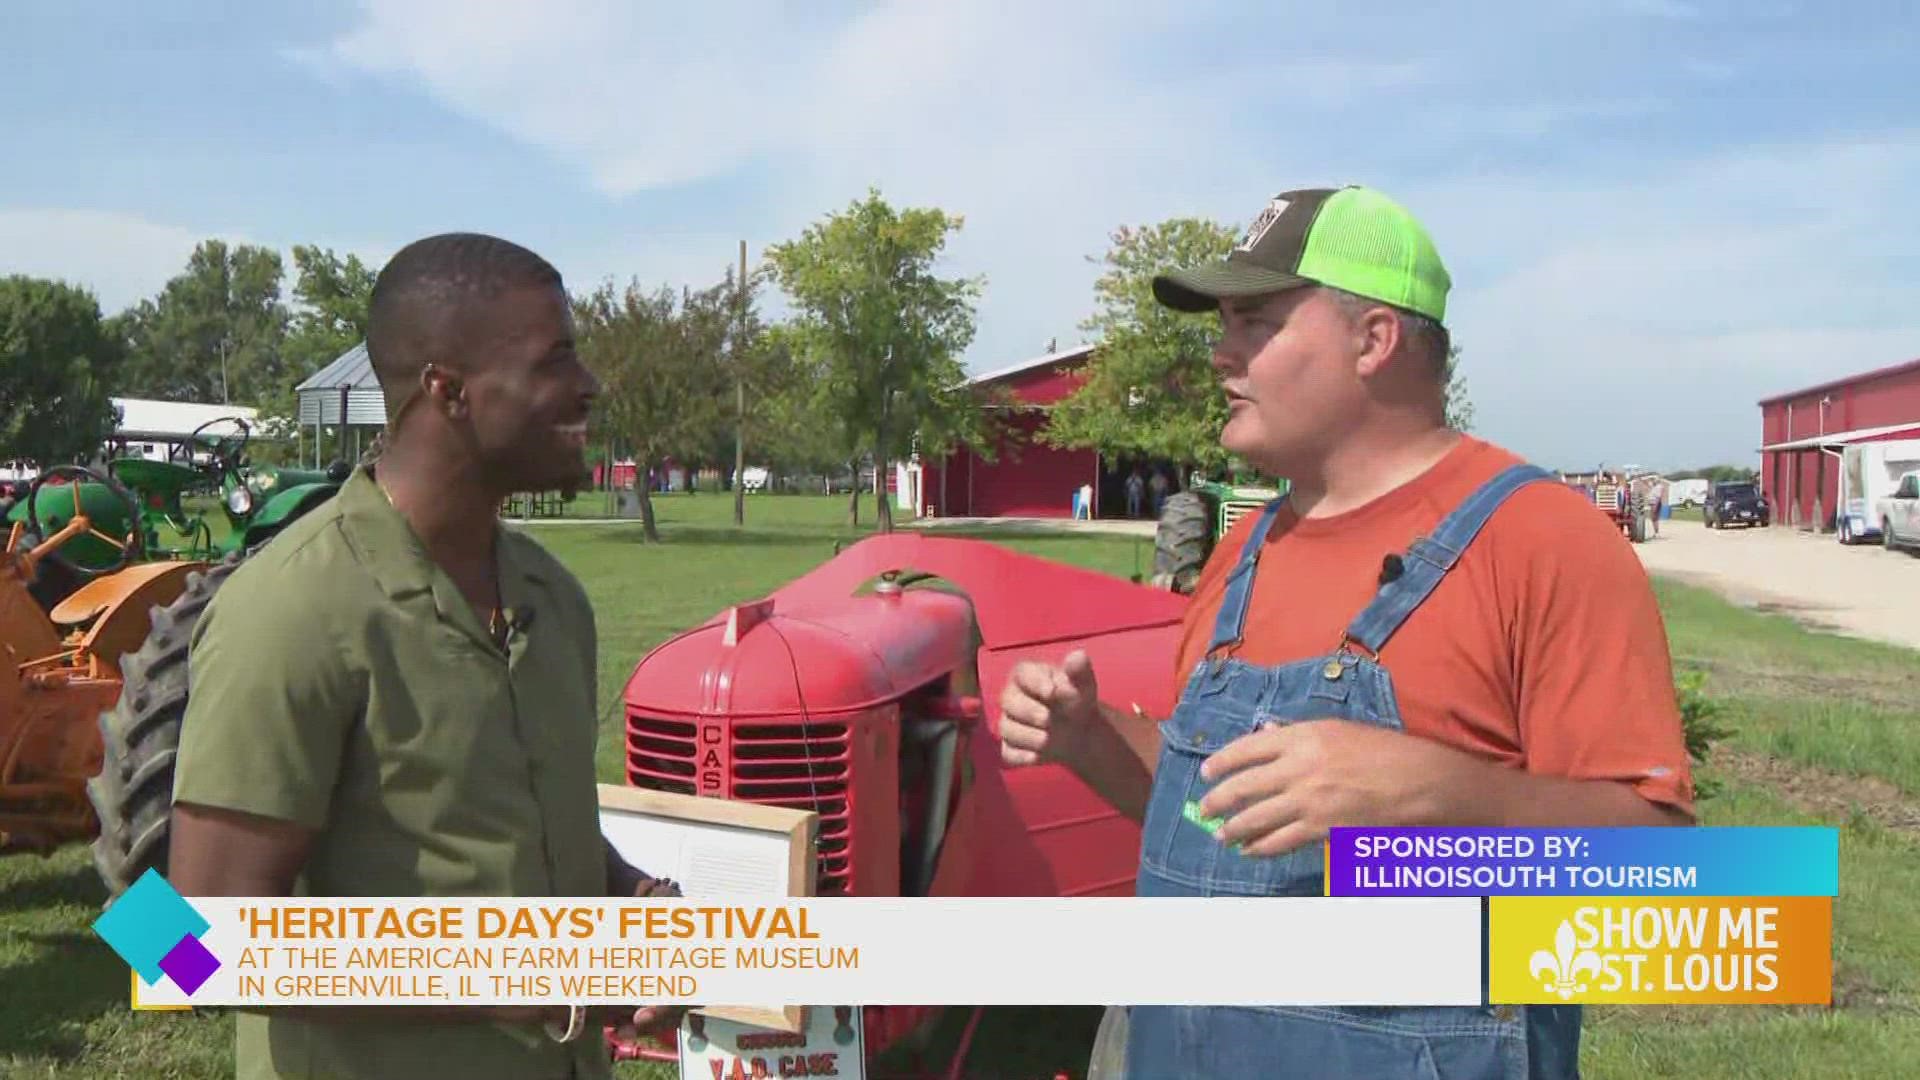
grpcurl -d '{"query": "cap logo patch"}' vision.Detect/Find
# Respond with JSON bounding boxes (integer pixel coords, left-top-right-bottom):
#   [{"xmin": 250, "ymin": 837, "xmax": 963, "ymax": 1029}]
[{"xmin": 1236, "ymin": 197, "xmax": 1288, "ymax": 253}]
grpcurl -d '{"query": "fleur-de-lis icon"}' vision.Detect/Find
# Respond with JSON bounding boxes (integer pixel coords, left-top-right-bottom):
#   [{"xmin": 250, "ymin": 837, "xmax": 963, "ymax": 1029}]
[{"xmin": 1529, "ymin": 919, "xmax": 1602, "ymax": 1000}]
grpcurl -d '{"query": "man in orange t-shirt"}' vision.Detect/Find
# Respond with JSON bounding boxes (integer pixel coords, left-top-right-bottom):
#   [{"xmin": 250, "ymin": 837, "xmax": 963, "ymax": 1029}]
[{"xmin": 996, "ymin": 185, "xmax": 1692, "ymax": 1080}]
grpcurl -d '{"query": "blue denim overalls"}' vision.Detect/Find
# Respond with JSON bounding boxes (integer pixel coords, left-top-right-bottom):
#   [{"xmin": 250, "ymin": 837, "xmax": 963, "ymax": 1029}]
[{"xmin": 1126, "ymin": 463, "xmax": 1583, "ymax": 1079}]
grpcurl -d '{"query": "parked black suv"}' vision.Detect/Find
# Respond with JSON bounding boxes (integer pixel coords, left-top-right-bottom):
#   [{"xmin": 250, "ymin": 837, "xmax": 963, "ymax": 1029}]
[{"xmin": 1704, "ymin": 480, "xmax": 1770, "ymax": 529}]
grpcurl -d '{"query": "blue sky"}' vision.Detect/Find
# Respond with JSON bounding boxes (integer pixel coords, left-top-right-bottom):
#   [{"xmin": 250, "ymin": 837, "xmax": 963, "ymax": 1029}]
[{"xmin": 4, "ymin": 0, "xmax": 1917, "ymax": 471}]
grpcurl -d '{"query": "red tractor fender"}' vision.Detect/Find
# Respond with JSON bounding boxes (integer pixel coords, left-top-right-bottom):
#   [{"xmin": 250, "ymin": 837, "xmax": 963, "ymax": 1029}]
[
  {"xmin": 624, "ymin": 532, "xmax": 1194, "ymax": 898},
  {"xmin": 707, "ymin": 531, "xmax": 1191, "ymax": 740}
]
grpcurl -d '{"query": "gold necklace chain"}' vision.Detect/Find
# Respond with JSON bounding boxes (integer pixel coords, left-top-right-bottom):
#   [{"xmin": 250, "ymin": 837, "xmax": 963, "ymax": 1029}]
[{"xmin": 375, "ymin": 473, "xmax": 507, "ymax": 645}]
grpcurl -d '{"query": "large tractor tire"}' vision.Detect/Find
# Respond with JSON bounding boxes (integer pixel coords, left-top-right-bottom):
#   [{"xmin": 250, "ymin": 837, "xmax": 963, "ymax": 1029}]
[
  {"xmin": 88, "ymin": 553, "xmax": 243, "ymax": 900},
  {"xmin": 1086, "ymin": 1005, "xmax": 1129, "ymax": 1080},
  {"xmin": 1150, "ymin": 491, "xmax": 1214, "ymax": 594}
]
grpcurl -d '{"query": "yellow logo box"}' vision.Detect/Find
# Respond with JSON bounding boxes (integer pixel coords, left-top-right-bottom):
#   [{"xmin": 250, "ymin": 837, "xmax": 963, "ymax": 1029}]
[
  {"xmin": 1490, "ymin": 897, "xmax": 1830, "ymax": 1005},
  {"xmin": 131, "ymin": 970, "xmax": 193, "ymax": 1012}
]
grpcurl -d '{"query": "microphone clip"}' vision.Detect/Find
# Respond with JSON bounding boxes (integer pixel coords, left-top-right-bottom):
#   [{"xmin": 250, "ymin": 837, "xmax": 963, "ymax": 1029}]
[{"xmin": 1378, "ymin": 553, "xmax": 1405, "ymax": 586}]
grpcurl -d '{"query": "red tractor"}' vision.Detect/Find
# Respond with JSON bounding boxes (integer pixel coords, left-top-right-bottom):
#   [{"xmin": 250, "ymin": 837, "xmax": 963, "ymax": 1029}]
[
  {"xmin": 613, "ymin": 532, "xmax": 1189, "ymax": 1078},
  {"xmin": 1558, "ymin": 467, "xmax": 1657, "ymax": 543}
]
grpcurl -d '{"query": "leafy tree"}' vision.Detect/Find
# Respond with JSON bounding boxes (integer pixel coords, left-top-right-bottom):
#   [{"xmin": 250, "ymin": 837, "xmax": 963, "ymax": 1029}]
[
  {"xmin": 765, "ymin": 189, "xmax": 990, "ymax": 532},
  {"xmin": 722, "ymin": 258, "xmax": 804, "ymax": 521},
  {"xmin": 1443, "ymin": 345, "xmax": 1476, "ymax": 432},
  {"xmin": 575, "ymin": 278, "xmax": 732, "ymax": 542},
  {"xmin": 115, "ymin": 240, "xmax": 290, "ymax": 409},
  {"xmin": 1049, "ymin": 219, "xmax": 1481, "ymax": 476},
  {"xmin": 0, "ymin": 275, "xmax": 122, "ymax": 468},
  {"xmin": 284, "ymin": 245, "xmax": 376, "ymax": 383},
  {"xmin": 1668, "ymin": 465, "xmax": 1757, "ymax": 484},
  {"xmin": 753, "ymin": 328, "xmax": 854, "ymax": 488},
  {"xmin": 1040, "ymin": 219, "xmax": 1241, "ymax": 474}
]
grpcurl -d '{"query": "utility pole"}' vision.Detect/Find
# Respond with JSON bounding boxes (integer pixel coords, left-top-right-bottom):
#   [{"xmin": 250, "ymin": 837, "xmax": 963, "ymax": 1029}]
[{"xmin": 734, "ymin": 239, "xmax": 747, "ymax": 527}]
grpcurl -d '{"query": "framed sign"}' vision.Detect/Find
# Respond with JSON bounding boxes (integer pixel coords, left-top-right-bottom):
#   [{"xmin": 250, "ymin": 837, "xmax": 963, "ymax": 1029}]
[
  {"xmin": 678, "ymin": 1002, "xmax": 867, "ymax": 1080},
  {"xmin": 597, "ymin": 784, "xmax": 818, "ymax": 1031}
]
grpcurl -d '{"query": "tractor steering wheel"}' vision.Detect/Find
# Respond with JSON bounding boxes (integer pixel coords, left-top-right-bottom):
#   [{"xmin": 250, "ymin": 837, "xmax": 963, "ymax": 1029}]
[
  {"xmin": 173, "ymin": 416, "xmax": 253, "ymax": 475},
  {"xmin": 22, "ymin": 464, "xmax": 144, "ymax": 578}
]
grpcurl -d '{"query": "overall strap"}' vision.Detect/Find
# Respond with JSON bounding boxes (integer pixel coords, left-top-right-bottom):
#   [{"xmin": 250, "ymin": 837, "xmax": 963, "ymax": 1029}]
[
  {"xmin": 1343, "ymin": 463, "xmax": 1557, "ymax": 655},
  {"xmin": 1206, "ymin": 497, "xmax": 1288, "ymax": 654}
]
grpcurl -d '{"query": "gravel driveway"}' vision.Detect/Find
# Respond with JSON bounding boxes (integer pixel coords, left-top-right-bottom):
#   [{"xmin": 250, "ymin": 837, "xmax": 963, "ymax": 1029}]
[{"xmin": 1633, "ymin": 518, "xmax": 1920, "ymax": 651}]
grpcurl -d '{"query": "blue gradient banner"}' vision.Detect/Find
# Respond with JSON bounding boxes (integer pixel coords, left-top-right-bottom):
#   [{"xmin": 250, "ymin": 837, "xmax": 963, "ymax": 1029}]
[{"xmin": 1325, "ymin": 827, "xmax": 1838, "ymax": 897}]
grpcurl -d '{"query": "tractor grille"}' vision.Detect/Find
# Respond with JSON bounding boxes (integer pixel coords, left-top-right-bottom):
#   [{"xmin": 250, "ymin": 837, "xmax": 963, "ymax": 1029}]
[
  {"xmin": 733, "ymin": 722, "xmax": 852, "ymax": 894},
  {"xmin": 627, "ymin": 713, "xmax": 856, "ymax": 896},
  {"xmin": 1594, "ymin": 484, "xmax": 1621, "ymax": 512},
  {"xmin": 626, "ymin": 716, "xmax": 698, "ymax": 794},
  {"xmin": 1219, "ymin": 499, "xmax": 1265, "ymax": 535}
]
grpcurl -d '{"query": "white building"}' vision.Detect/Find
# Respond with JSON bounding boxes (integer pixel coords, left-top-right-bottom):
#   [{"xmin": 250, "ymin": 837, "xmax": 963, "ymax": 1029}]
[{"xmin": 104, "ymin": 397, "xmax": 262, "ymax": 463}]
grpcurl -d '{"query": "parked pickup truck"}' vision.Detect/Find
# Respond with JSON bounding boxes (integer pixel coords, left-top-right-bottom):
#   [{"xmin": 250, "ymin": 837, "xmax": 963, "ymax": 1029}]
[{"xmin": 1879, "ymin": 469, "xmax": 1920, "ymax": 551}]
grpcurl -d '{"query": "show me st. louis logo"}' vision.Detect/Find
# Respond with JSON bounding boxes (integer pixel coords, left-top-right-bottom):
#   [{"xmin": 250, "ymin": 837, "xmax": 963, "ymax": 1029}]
[{"xmin": 92, "ymin": 868, "xmax": 222, "ymax": 1000}]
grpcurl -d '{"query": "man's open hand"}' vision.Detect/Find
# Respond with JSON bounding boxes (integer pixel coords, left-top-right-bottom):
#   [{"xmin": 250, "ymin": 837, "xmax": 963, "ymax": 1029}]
[
  {"xmin": 606, "ymin": 876, "xmax": 696, "ymax": 1035},
  {"xmin": 1196, "ymin": 719, "xmax": 1454, "ymax": 857},
  {"xmin": 996, "ymin": 650, "xmax": 1102, "ymax": 770}
]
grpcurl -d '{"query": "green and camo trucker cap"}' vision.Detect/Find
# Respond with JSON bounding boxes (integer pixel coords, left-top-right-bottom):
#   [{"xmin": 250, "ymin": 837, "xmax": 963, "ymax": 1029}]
[{"xmin": 1153, "ymin": 185, "xmax": 1451, "ymax": 325}]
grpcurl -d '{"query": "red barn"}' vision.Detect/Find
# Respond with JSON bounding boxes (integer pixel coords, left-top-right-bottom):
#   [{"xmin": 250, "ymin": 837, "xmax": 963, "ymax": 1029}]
[
  {"xmin": 1758, "ymin": 356, "xmax": 1920, "ymax": 530},
  {"xmin": 919, "ymin": 345, "xmax": 1101, "ymax": 519}
]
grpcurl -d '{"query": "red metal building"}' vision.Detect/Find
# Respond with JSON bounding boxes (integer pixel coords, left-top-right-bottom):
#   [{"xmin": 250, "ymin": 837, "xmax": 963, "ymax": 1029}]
[
  {"xmin": 919, "ymin": 346, "xmax": 1103, "ymax": 519},
  {"xmin": 1758, "ymin": 356, "xmax": 1920, "ymax": 530}
]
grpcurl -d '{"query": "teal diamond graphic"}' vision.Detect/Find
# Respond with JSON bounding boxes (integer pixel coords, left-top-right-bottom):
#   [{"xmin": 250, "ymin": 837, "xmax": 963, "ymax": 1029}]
[{"xmin": 92, "ymin": 869, "xmax": 211, "ymax": 985}]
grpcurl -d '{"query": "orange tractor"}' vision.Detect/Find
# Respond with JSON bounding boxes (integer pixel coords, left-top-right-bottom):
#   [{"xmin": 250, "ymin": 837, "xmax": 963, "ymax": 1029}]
[
  {"xmin": 0, "ymin": 464, "xmax": 200, "ymax": 853},
  {"xmin": 2, "ymin": 432, "xmax": 346, "ymax": 890}
]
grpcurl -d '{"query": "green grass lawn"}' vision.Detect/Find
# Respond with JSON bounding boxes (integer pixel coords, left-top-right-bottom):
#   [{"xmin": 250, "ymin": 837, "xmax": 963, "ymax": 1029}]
[{"xmin": 2, "ymin": 493, "xmax": 1912, "ymax": 1079}]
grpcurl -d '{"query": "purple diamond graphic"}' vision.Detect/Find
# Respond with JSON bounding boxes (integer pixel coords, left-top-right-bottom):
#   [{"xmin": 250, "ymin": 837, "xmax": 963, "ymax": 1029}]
[{"xmin": 158, "ymin": 934, "xmax": 220, "ymax": 995}]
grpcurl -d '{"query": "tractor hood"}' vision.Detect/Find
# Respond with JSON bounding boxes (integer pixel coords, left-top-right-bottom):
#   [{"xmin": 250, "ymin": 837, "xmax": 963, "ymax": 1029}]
[{"xmin": 625, "ymin": 585, "xmax": 977, "ymax": 719}]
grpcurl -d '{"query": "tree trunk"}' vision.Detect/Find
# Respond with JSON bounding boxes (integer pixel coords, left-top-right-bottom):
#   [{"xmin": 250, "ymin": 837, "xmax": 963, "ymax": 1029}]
[
  {"xmin": 639, "ymin": 456, "xmax": 661, "ymax": 543},
  {"xmin": 847, "ymin": 461, "xmax": 861, "ymax": 528},
  {"xmin": 875, "ymin": 452, "xmax": 894, "ymax": 534}
]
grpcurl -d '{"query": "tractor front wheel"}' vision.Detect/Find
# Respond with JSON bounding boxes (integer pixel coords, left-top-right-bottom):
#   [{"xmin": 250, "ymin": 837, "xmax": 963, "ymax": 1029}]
[
  {"xmin": 87, "ymin": 552, "xmax": 243, "ymax": 900},
  {"xmin": 1151, "ymin": 491, "xmax": 1214, "ymax": 594}
]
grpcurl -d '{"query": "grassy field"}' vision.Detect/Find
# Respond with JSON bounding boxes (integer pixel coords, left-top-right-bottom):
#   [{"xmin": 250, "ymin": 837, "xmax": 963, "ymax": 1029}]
[{"xmin": 2, "ymin": 492, "xmax": 1914, "ymax": 1078}]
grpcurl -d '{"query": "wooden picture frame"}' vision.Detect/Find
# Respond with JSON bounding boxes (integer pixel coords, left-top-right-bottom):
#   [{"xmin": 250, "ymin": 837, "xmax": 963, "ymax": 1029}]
[{"xmin": 597, "ymin": 784, "xmax": 818, "ymax": 1032}]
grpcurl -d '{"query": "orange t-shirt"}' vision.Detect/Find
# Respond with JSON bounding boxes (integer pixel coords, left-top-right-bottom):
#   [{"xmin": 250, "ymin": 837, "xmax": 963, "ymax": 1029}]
[{"xmin": 1174, "ymin": 435, "xmax": 1694, "ymax": 815}]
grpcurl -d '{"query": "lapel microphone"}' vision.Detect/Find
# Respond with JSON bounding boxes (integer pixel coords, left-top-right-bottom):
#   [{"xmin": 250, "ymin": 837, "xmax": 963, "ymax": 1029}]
[{"xmin": 1379, "ymin": 554, "xmax": 1405, "ymax": 585}]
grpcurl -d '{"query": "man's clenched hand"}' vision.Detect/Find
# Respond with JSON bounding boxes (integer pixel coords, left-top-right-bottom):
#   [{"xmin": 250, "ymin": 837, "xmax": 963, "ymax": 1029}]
[
  {"xmin": 996, "ymin": 649, "xmax": 1103, "ymax": 770},
  {"xmin": 1197, "ymin": 719, "xmax": 1449, "ymax": 857}
]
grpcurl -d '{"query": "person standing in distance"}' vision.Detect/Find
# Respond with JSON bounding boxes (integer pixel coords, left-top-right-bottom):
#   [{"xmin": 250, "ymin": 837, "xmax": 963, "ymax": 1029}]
[
  {"xmin": 168, "ymin": 233, "xmax": 686, "ymax": 1080},
  {"xmin": 996, "ymin": 186, "xmax": 1694, "ymax": 1079}
]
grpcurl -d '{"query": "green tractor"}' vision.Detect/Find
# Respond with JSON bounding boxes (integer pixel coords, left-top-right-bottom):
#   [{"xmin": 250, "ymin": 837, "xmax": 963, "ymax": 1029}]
[
  {"xmin": 1150, "ymin": 468, "xmax": 1288, "ymax": 594},
  {"xmin": 3, "ymin": 416, "xmax": 350, "ymax": 896},
  {"xmin": 4, "ymin": 417, "xmax": 348, "ymax": 581}
]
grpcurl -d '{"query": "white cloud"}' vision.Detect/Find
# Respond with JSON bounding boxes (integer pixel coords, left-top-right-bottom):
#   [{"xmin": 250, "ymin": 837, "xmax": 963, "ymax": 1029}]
[
  {"xmin": 0, "ymin": 207, "xmax": 394, "ymax": 320},
  {"xmin": 17, "ymin": 1, "xmax": 1910, "ymax": 473},
  {"xmin": 0, "ymin": 209, "xmax": 215, "ymax": 314},
  {"xmin": 1425, "ymin": 134, "xmax": 1920, "ymax": 469},
  {"xmin": 300, "ymin": 0, "xmax": 1409, "ymax": 368}
]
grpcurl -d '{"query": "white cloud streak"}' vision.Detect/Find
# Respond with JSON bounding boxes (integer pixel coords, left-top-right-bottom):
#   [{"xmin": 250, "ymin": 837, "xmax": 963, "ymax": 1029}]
[
  {"xmin": 0, "ymin": 209, "xmax": 213, "ymax": 314},
  {"xmin": 8, "ymin": 1, "xmax": 1913, "ymax": 472}
]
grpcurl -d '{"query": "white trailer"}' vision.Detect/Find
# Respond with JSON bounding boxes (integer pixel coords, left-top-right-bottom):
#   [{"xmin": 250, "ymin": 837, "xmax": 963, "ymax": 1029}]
[
  {"xmin": 1666, "ymin": 478, "xmax": 1709, "ymax": 507},
  {"xmin": 1836, "ymin": 439, "xmax": 1920, "ymax": 544}
]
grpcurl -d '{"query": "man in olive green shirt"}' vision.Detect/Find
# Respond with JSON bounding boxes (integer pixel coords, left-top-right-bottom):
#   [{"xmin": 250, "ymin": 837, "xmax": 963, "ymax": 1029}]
[{"xmin": 170, "ymin": 233, "xmax": 681, "ymax": 1079}]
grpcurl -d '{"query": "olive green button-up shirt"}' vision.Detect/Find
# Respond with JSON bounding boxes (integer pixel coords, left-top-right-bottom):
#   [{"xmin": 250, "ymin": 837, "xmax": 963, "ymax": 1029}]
[{"xmin": 172, "ymin": 466, "xmax": 613, "ymax": 1080}]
